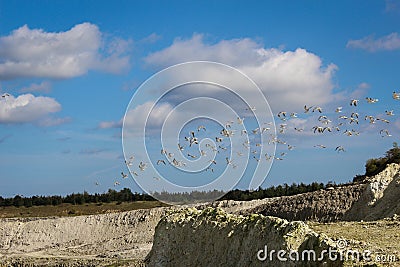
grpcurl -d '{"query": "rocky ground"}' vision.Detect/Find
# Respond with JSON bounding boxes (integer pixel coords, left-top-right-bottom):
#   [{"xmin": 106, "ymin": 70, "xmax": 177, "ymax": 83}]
[{"xmin": 0, "ymin": 163, "xmax": 399, "ymax": 266}]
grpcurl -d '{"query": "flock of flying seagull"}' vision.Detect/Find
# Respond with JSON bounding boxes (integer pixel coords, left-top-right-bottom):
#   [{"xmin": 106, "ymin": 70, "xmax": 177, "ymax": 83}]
[
  {"xmin": 1, "ymin": 91, "xmax": 397, "ymax": 187},
  {"xmin": 106, "ymin": 90, "xmax": 400, "ymax": 186}
]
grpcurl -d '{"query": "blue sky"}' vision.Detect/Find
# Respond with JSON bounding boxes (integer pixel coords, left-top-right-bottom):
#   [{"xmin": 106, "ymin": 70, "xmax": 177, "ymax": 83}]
[{"xmin": 0, "ymin": 0, "xmax": 400, "ymax": 198}]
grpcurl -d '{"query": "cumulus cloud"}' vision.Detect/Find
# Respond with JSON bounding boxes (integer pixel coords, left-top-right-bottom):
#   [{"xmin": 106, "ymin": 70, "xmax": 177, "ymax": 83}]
[
  {"xmin": 346, "ymin": 33, "xmax": 400, "ymax": 52},
  {"xmin": 143, "ymin": 34, "xmax": 338, "ymax": 112},
  {"xmin": 0, "ymin": 93, "xmax": 61, "ymax": 124},
  {"xmin": 124, "ymin": 101, "xmax": 174, "ymax": 130},
  {"xmin": 20, "ymin": 81, "xmax": 52, "ymax": 93},
  {"xmin": 0, "ymin": 23, "xmax": 131, "ymax": 80}
]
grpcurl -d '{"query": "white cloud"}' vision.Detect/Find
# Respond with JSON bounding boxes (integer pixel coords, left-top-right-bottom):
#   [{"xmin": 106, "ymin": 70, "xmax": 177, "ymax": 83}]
[
  {"xmin": 20, "ymin": 81, "xmax": 52, "ymax": 93},
  {"xmin": 346, "ymin": 33, "xmax": 400, "ymax": 52},
  {"xmin": 98, "ymin": 120, "xmax": 122, "ymax": 129},
  {"xmin": 124, "ymin": 101, "xmax": 174, "ymax": 131},
  {"xmin": 0, "ymin": 93, "xmax": 61, "ymax": 124},
  {"xmin": 349, "ymin": 82, "xmax": 370, "ymax": 99},
  {"xmin": 37, "ymin": 117, "xmax": 71, "ymax": 127},
  {"xmin": 0, "ymin": 23, "xmax": 131, "ymax": 80},
  {"xmin": 144, "ymin": 34, "xmax": 338, "ymax": 112}
]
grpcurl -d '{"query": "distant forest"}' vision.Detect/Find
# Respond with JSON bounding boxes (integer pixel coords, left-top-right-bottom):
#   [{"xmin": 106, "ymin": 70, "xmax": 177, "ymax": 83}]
[{"xmin": 0, "ymin": 181, "xmax": 334, "ymax": 208}]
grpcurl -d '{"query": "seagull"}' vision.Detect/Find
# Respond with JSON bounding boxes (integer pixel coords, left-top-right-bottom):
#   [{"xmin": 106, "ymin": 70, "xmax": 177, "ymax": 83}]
[
  {"xmin": 95, "ymin": 182, "xmax": 99, "ymax": 186},
  {"xmin": 236, "ymin": 152, "xmax": 243, "ymax": 156},
  {"xmin": 350, "ymin": 112, "xmax": 359, "ymax": 118},
  {"xmin": 335, "ymin": 107, "xmax": 343, "ymax": 113},
  {"xmin": 252, "ymin": 128, "xmax": 260, "ymax": 134},
  {"xmin": 157, "ymin": 159, "xmax": 166, "ymax": 165},
  {"xmin": 200, "ymin": 150, "xmax": 206, "ymax": 157},
  {"xmin": 225, "ymin": 157, "xmax": 233, "ymax": 165},
  {"xmin": 350, "ymin": 99, "xmax": 359, "ymax": 106},
  {"xmin": 294, "ymin": 127, "xmax": 304, "ymax": 132},
  {"xmin": 172, "ymin": 158, "xmax": 185, "ymax": 167},
  {"xmin": 246, "ymin": 106, "xmax": 256, "ymax": 111},
  {"xmin": 265, "ymin": 153, "xmax": 273, "ymax": 161},
  {"xmin": 277, "ymin": 111, "xmax": 287, "ymax": 120},
  {"xmin": 225, "ymin": 121, "xmax": 233, "ymax": 129},
  {"xmin": 392, "ymin": 91, "xmax": 400, "ymax": 100},
  {"xmin": 1, "ymin": 93, "xmax": 10, "ymax": 98},
  {"xmin": 220, "ymin": 128, "xmax": 234, "ymax": 137},
  {"xmin": 366, "ymin": 97, "xmax": 378, "ymax": 104},
  {"xmin": 178, "ymin": 143, "xmax": 185, "ymax": 151},
  {"xmin": 312, "ymin": 106, "xmax": 323, "ymax": 113},
  {"xmin": 287, "ymin": 145, "xmax": 295, "ymax": 150},
  {"xmin": 189, "ymin": 137, "xmax": 199, "ymax": 147},
  {"xmin": 241, "ymin": 130, "xmax": 247, "ymax": 136},
  {"xmin": 344, "ymin": 130, "xmax": 353, "ymax": 136},
  {"xmin": 380, "ymin": 129, "xmax": 392, "ymax": 137},
  {"xmin": 215, "ymin": 137, "xmax": 223, "ymax": 142},
  {"xmin": 168, "ymin": 152, "xmax": 174, "ymax": 158},
  {"xmin": 261, "ymin": 127, "xmax": 270, "ymax": 133},
  {"xmin": 114, "ymin": 181, "xmax": 120, "ymax": 186},
  {"xmin": 376, "ymin": 118, "xmax": 390, "ymax": 124},
  {"xmin": 314, "ymin": 144, "xmax": 327, "ymax": 149},
  {"xmin": 218, "ymin": 145, "xmax": 227, "ymax": 151},
  {"xmin": 318, "ymin": 115, "xmax": 328, "ymax": 121},
  {"xmin": 312, "ymin": 126, "xmax": 325, "ymax": 133},
  {"xmin": 187, "ymin": 153, "xmax": 197, "ymax": 159},
  {"xmin": 172, "ymin": 158, "xmax": 180, "ymax": 166},
  {"xmin": 131, "ymin": 171, "xmax": 139, "ymax": 177},
  {"xmin": 197, "ymin": 125, "xmax": 206, "ymax": 132},
  {"xmin": 321, "ymin": 119, "xmax": 332, "ymax": 125},
  {"xmin": 348, "ymin": 117, "xmax": 359, "ymax": 124},
  {"xmin": 304, "ymin": 105, "xmax": 313, "ymax": 113},
  {"xmin": 365, "ymin": 115, "xmax": 376, "ymax": 124},
  {"xmin": 335, "ymin": 146, "xmax": 345, "ymax": 152},
  {"xmin": 161, "ymin": 149, "xmax": 167, "ymax": 155},
  {"xmin": 237, "ymin": 117, "xmax": 244, "ymax": 124},
  {"xmin": 290, "ymin": 112, "xmax": 298, "ymax": 118},
  {"xmin": 121, "ymin": 172, "xmax": 128, "ymax": 179},
  {"xmin": 209, "ymin": 159, "xmax": 217, "ymax": 165},
  {"xmin": 139, "ymin": 161, "xmax": 147, "ymax": 171},
  {"xmin": 385, "ymin": 110, "xmax": 395, "ymax": 116}
]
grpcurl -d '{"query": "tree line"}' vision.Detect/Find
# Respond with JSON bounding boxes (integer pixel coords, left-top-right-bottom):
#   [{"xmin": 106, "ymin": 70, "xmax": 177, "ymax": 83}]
[
  {"xmin": 0, "ymin": 181, "xmax": 336, "ymax": 208},
  {"xmin": 0, "ymin": 188, "xmax": 155, "ymax": 208},
  {"xmin": 353, "ymin": 142, "xmax": 400, "ymax": 182}
]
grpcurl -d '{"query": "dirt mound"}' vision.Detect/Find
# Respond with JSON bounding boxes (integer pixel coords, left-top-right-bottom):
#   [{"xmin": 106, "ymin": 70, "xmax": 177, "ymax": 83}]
[
  {"xmin": 0, "ymin": 208, "xmax": 167, "ymax": 266},
  {"xmin": 146, "ymin": 207, "xmax": 342, "ymax": 267}
]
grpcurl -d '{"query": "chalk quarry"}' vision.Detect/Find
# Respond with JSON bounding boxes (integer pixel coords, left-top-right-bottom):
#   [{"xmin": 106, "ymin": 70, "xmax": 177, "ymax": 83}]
[{"xmin": 0, "ymin": 163, "xmax": 399, "ymax": 266}]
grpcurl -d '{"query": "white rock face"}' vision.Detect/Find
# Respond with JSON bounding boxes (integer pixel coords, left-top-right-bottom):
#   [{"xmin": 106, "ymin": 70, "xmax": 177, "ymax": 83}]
[
  {"xmin": 146, "ymin": 208, "xmax": 340, "ymax": 267},
  {"xmin": 365, "ymin": 163, "xmax": 400, "ymax": 205}
]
